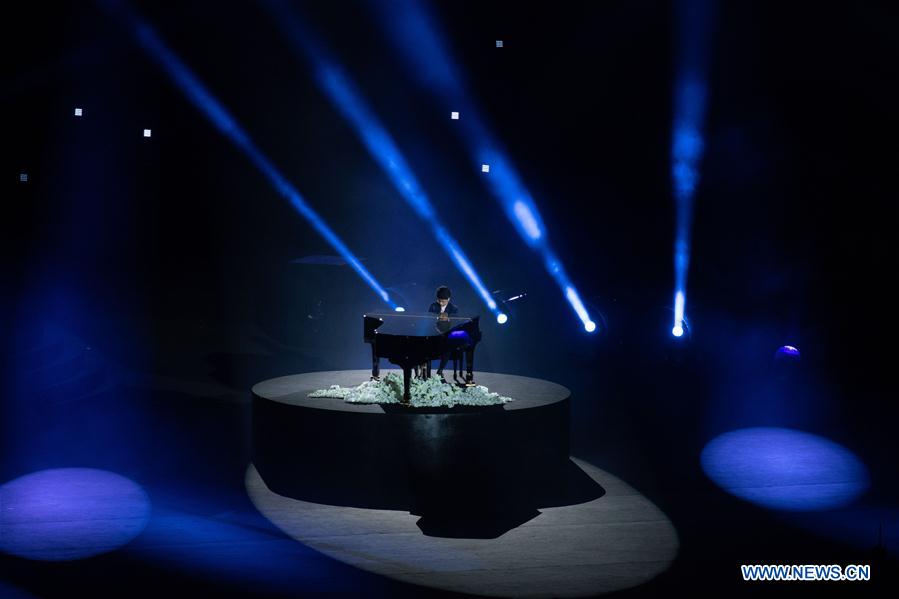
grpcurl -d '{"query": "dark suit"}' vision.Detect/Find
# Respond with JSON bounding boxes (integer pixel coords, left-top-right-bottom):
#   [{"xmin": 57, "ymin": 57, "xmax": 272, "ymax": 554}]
[
  {"xmin": 428, "ymin": 302, "xmax": 458, "ymax": 374},
  {"xmin": 428, "ymin": 301, "xmax": 459, "ymax": 316}
]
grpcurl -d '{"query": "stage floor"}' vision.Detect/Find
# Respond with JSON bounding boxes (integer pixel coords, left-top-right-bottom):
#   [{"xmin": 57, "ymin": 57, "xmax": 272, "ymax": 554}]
[{"xmin": 246, "ymin": 457, "xmax": 678, "ymax": 598}]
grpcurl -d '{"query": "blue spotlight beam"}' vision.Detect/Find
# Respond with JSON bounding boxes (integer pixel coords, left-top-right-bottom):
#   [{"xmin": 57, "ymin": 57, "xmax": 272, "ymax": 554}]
[
  {"xmin": 263, "ymin": 0, "xmax": 500, "ymax": 316},
  {"xmin": 671, "ymin": 0, "xmax": 715, "ymax": 336},
  {"xmin": 103, "ymin": 0, "xmax": 393, "ymax": 307},
  {"xmin": 369, "ymin": 0, "xmax": 594, "ymax": 331}
]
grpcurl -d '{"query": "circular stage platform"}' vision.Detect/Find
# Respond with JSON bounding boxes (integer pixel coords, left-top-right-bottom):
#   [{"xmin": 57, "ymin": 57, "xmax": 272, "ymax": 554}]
[{"xmin": 252, "ymin": 370, "xmax": 578, "ymax": 532}]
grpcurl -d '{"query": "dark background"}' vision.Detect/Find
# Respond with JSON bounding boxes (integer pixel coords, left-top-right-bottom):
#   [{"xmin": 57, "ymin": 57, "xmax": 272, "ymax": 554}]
[{"xmin": 2, "ymin": 0, "xmax": 898, "ymax": 596}]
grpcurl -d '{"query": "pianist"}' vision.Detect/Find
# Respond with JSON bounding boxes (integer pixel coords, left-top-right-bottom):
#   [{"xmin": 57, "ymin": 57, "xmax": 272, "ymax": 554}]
[
  {"xmin": 428, "ymin": 285, "xmax": 459, "ymax": 318},
  {"xmin": 428, "ymin": 286, "xmax": 458, "ymax": 378}
]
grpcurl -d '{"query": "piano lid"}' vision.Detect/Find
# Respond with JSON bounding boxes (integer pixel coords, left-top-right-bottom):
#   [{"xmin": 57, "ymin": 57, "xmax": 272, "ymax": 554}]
[{"xmin": 365, "ymin": 311, "xmax": 476, "ymax": 337}]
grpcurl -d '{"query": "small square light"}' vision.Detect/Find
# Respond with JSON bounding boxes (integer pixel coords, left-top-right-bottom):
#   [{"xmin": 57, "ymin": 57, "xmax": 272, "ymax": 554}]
[
  {"xmin": 143, "ymin": 129, "xmax": 152, "ymax": 138},
  {"xmin": 19, "ymin": 173, "xmax": 28, "ymax": 182},
  {"xmin": 496, "ymin": 40, "xmax": 503, "ymax": 48},
  {"xmin": 481, "ymin": 164, "xmax": 490, "ymax": 173},
  {"xmin": 451, "ymin": 111, "xmax": 459, "ymax": 120},
  {"xmin": 74, "ymin": 107, "xmax": 83, "ymax": 116}
]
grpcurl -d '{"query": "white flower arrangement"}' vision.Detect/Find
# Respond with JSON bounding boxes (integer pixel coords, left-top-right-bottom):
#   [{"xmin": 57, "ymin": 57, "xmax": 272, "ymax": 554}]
[{"xmin": 308, "ymin": 372, "xmax": 513, "ymax": 408}]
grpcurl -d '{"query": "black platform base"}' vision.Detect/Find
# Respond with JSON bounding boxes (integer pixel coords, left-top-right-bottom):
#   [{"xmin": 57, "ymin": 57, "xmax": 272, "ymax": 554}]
[{"xmin": 252, "ymin": 370, "xmax": 600, "ymax": 537}]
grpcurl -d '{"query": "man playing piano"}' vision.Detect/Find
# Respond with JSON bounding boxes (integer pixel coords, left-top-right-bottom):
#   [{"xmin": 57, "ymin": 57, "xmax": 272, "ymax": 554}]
[
  {"xmin": 428, "ymin": 285, "xmax": 458, "ymax": 318},
  {"xmin": 428, "ymin": 286, "xmax": 458, "ymax": 378},
  {"xmin": 363, "ymin": 286, "xmax": 481, "ymax": 400}
]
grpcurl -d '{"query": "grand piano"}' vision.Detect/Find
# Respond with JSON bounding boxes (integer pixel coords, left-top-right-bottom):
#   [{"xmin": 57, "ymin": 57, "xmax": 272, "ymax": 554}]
[{"xmin": 364, "ymin": 312, "xmax": 482, "ymax": 403}]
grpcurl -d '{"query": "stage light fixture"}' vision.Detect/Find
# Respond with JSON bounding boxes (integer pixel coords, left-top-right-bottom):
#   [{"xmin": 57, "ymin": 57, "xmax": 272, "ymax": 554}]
[
  {"xmin": 496, "ymin": 313, "xmax": 508, "ymax": 324},
  {"xmin": 394, "ymin": 306, "xmax": 405, "ymax": 312},
  {"xmin": 585, "ymin": 321, "xmax": 597, "ymax": 333},
  {"xmin": 774, "ymin": 345, "xmax": 801, "ymax": 364},
  {"xmin": 481, "ymin": 164, "xmax": 490, "ymax": 173},
  {"xmin": 19, "ymin": 173, "xmax": 28, "ymax": 182},
  {"xmin": 143, "ymin": 129, "xmax": 152, "ymax": 137},
  {"xmin": 672, "ymin": 290, "xmax": 686, "ymax": 339},
  {"xmin": 668, "ymin": 305, "xmax": 691, "ymax": 339},
  {"xmin": 451, "ymin": 111, "xmax": 459, "ymax": 120},
  {"xmin": 74, "ymin": 107, "xmax": 83, "ymax": 116}
]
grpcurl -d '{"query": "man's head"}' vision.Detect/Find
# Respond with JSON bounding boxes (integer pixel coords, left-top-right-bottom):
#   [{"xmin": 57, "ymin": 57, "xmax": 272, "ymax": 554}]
[{"xmin": 436, "ymin": 286, "xmax": 452, "ymax": 307}]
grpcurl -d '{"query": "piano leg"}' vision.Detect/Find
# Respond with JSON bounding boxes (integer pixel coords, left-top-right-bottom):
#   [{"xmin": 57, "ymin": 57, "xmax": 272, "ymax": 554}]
[
  {"xmin": 465, "ymin": 348, "xmax": 476, "ymax": 386},
  {"xmin": 402, "ymin": 366, "xmax": 412, "ymax": 404},
  {"xmin": 371, "ymin": 345, "xmax": 380, "ymax": 380},
  {"xmin": 452, "ymin": 351, "xmax": 464, "ymax": 386}
]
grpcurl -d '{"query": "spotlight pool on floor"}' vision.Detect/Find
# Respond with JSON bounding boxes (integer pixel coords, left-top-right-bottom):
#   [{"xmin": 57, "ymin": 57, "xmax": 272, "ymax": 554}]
[
  {"xmin": 701, "ymin": 427, "xmax": 869, "ymax": 511},
  {"xmin": 0, "ymin": 468, "xmax": 150, "ymax": 560}
]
